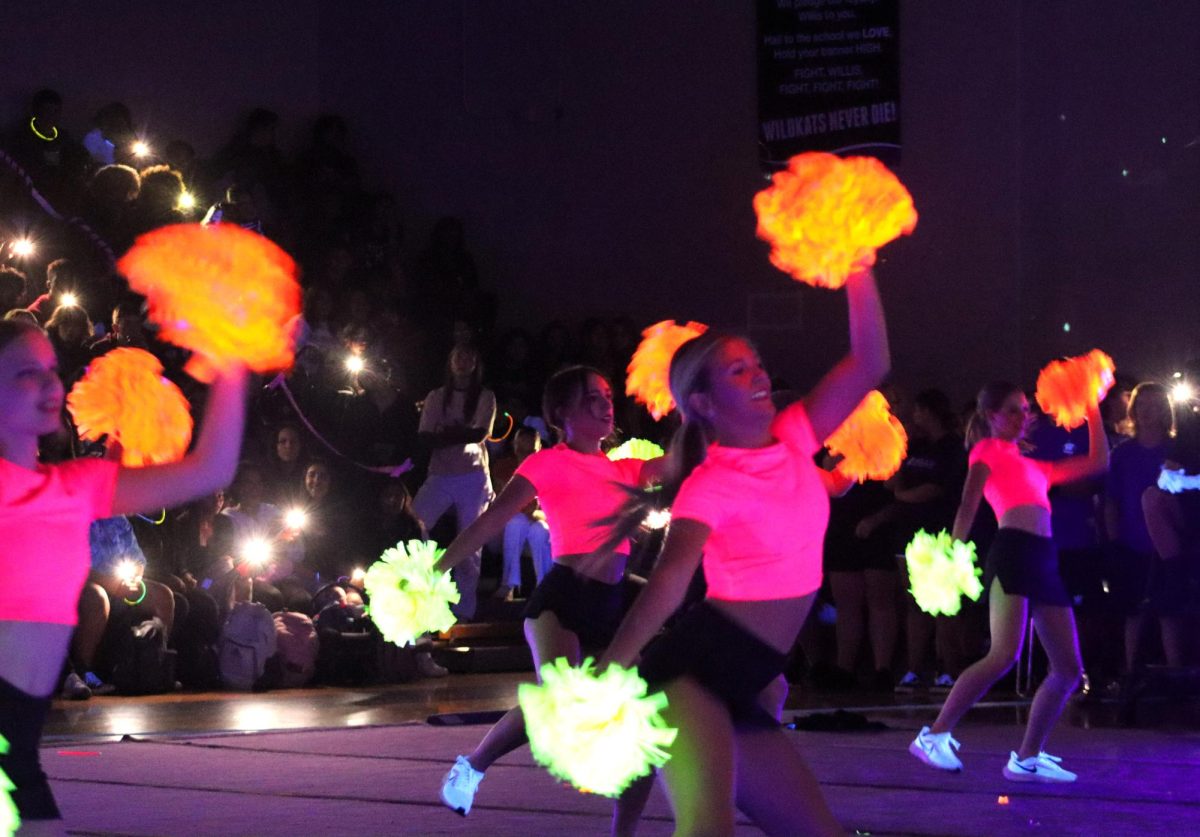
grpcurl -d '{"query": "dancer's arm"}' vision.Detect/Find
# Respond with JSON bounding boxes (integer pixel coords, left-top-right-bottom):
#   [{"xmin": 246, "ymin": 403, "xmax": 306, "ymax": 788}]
[
  {"xmin": 802, "ymin": 267, "xmax": 891, "ymax": 441},
  {"xmin": 1046, "ymin": 403, "xmax": 1109, "ymax": 486},
  {"xmin": 433, "ymin": 476, "xmax": 538, "ymax": 573},
  {"xmin": 599, "ymin": 518, "xmax": 709, "ymax": 668},
  {"xmin": 640, "ymin": 455, "xmax": 670, "ymax": 487},
  {"xmin": 112, "ymin": 365, "xmax": 249, "ymax": 515},
  {"xmin": 950, "ymin": 462, "xmax": 990, "ymax": 543}
]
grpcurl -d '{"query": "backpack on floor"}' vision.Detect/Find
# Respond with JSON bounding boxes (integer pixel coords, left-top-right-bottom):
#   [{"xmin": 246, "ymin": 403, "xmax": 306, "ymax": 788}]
[
  {"xmin": 272, "ymin": 610, "xmax": 319, "ymax": 688},
  {"xmin": 218, "ymin": 601, "xmax": 277, "ymax": 690},
  {"xmin": 110, "ymin": 617, "xmax": 178, "ymax": 695},
  {"xmin": 313, "ymin": 602, "xmax": 377, "ymax": 685}
]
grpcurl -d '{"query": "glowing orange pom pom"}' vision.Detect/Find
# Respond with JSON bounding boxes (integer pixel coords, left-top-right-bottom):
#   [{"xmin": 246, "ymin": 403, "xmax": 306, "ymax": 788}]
[
  {"xmin": 67, "ymin": 348, "xmax": 193, "ymax": 467},
  {"xmin": 626, "ymin": 320, "xmax": 708, "ymax": 420},
  {"xmin": 117, "ymin": 223, "xmax": 300, "ymax": 382},
  {"xmin": 1035, "ymin": 349, "xmax": 1116, "ymax": 429},
  {"xmin": 753, "ymin": 152, "xmax": 917, "ymax": 289},
  {"xmin": 824, "ymin": 390, "xmax": 908, "ymax": 482}
]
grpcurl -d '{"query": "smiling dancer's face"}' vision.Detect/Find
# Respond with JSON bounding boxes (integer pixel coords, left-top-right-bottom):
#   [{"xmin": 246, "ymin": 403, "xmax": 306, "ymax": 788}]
[
  {"xmin": 688, "ymin": 338, "xmax": 775, "ymax": 438},
  {"xmin": 562, "ymin": 372, "xmax": 614, "ymax": 442},
  {"xmin": 0, "ymin": 328, "xmax": 64, "ymax": 446}
]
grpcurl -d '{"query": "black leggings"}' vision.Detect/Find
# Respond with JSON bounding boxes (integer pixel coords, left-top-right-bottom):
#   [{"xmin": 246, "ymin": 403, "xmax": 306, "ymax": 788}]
[{"xmin": 0, "ymin": 675, "xmax": 61, "ymax": 820}]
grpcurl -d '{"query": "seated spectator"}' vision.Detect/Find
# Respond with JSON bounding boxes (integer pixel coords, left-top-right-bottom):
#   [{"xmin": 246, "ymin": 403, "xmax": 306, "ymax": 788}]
[
  {"xmin": 263, "ymin": 423, "xmax": 309, "ymax": 507},
  {"xmin": 45, "ymin": 302, "xmax": 94, "ymax": 383},
  {"xmin": 83, "ymin": 163, "xmax": 141, "ymax": 253},
  {"xmin": 26, "ymin": 258, "xmax": 81, "ymax": 325},
  {"xmin": 489, "ymin": 427, "xmax": 551, "ymax": 600},
  {"xmin": 88, "ymin": 297, "xmax": 151, "ymax": 355},
  {"xmin": 221, "ymin": 461, "xmax": 304, "ymax": 612},
  {"xmin": 0, "ymin": 266, "xmax": 28, "ymax": 312},
  {"xmin": 82, "ymin": 102, "xmax": 134, "ymax": 167},
  {"xmin": 64, "ymin": 516, "xmax": 177, "ymax": 699},
  {"xmin": 300, "ymin": 460, "xmax": 364, "ymax": 586},
  {"xmin": 367, "ymin": 479, "xmax": 427, "ymax": 556},
  {"xmin": 128, "ymin": 165, "xmax": 187, "ymax": 235}
]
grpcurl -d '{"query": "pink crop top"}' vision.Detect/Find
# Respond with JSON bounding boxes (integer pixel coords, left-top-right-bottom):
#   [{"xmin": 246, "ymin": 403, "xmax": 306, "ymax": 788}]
[
  {"xmin": 515, "ymin": 445, "xmax": 647, "ymax": 557},
  {"xmin": 0, "ymin": 458, "xmax": 118, "ymax": 624},
  {"xmin": 968, "ymin": 438, "xmax": 1053, "ymax": 519},
  {"xmin": 671, "ymin": 403, "xmax": 828, "ymax": 601}
]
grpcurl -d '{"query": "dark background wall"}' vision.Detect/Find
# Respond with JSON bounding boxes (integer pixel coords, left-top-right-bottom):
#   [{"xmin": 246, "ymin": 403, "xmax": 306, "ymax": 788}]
[{"xmin": 3, "ymin": 1, "xmax": 1196, "ymax": 402}]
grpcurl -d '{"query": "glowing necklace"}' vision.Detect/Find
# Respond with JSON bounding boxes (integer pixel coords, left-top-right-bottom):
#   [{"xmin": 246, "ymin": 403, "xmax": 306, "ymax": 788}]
[{"xmin": 29, "ymin": 117, "xmax": 58, "ymax": 142}]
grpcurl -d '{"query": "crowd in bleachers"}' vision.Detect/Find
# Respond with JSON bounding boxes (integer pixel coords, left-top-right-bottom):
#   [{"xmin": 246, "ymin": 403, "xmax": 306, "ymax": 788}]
[{"xmin": 3, "ymin": 86, "xmax": 1198, "ymax": 704}]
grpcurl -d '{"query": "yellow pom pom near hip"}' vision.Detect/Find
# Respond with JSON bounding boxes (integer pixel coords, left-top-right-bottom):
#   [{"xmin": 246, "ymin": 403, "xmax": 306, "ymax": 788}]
[
  {"xmin": 607, "ymin": 438, "xmax": 665, "ymax": 462},
  {"xmin": 905, "ymin": 529, "xmax": 984, "ymax": 617},
  {"xmin": 67, "ymin": 348, "xmax": 193, "ymax": 467},
  {"xmin": 0, "ymin": 735, "xmax": 19, "ymax": 837},
  {"xmin": 518, "ymin": 657, "xmax": 677, "ymax": 797},
  {"xmin": 626, "ymin": 320, "xmax": 708, "ymax": 420},
  {"xmin": 116, "ymin": 223, "xmax": 301, "ymax": 382},
  {"xmin": 824, "ymin": 390, "xmax": 908, "ymax": 482},
  {"xmin": 363, "ymin": 540, "xmax": 460, "ymax": 647},
  {"xmin": 753, "ymin": 152, "xmax": 917, "ymax": 289},
  {"xmin": 1035, "ymin": 349, "xmax": 1116, "ymax": 430}
]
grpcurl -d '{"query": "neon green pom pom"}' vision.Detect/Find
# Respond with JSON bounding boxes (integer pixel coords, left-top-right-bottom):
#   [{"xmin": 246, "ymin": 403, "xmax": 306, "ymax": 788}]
[
  {"xmin": 363, "ymin": 539, "xmax": 460, "ymax": 647},
  {"xmin": 606, "ymin": 438, "xmax": 665, "ymax": 462},
  {"xmin": 0, "ymin": 736, "xmax": 19, "ymax": 837},
  {"xmin": 905, "ymin": 529, "xmax": 983, "ymax": 617},
  {"xmin": 518, "ymin": 657, "xmax": 677, "ymax": 797}
]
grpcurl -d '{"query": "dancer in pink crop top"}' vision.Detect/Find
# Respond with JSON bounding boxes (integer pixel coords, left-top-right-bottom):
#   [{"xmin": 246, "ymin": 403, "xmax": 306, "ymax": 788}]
[
  {"xmin": 600, "ymin": 267, "xmax": 890, "ymax": 837},
  {"xmin": 910, "ymin": 382, "xmax": 1108, "ymax": 784},
  {"xmin": 0, "ymin": 319, "xmax": 249, "ymax": 825},
  {"xmin": 434, "ymin": 366, "xmax": 666, "ymax": 830}
]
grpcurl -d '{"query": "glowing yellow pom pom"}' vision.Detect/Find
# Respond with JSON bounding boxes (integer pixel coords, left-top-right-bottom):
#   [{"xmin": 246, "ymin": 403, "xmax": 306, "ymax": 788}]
[
  {"xmin": 117, "ymin": 223, "xmax": 301, "ymax": 382},
  {"xmin": 905, "ymin": 529, "xmax": 983, "ymax": 617},
  {"xmin": 607, "ymin": 438, "xmax": 665, "ymax": 462},
  {"xmin": 363, "ymin": 540, "xmax": 460, "ymax": 647},
  {"xmin": 1035, "ymin": 349, "xmax": 1116, "ymax": 429},
  {"xmin": 824, "ymin": 390, "xmax": 908, "ymax": 482},
  {"xmin": 753, "ymin": 152, "xmax": 917, "ymax": 289},
  {"xmin": 518, "ymin": 658, "xmax": 677, "ymax": 797},
  {"xmin": 626, "ymin": 320, "xmax": 708, "ymax": 420},
  {"xmin": 66, "ymin": 348, "xmax": 193, "ymax": 467},
  {"xmin": 0, "ymin": 735, "xmax": 19, "ymax": 837}
]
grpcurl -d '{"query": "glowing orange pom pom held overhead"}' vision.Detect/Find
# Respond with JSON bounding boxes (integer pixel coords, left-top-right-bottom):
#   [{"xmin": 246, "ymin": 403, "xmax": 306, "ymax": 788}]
[
  {"xmin": 1035, "ymin": 349, "xmax": 1116, "ymax": 430},
  {"xmin": 626, "ymin": 320, "xmax": 709, "ymax": 420},
  {"xmin": 67, "ymin": 348, "xmax": 193, "ymax": 467},
  {"xmin": 753, "ymin": 152, "xmax": 917, "ymax": 289},
  {"xmin": 824, "ymin": 389, "xmax": 908, "ymax": 482},
  {"xmin": 116, "ymin": 223, "xmax": 301, "ymax": 382}
]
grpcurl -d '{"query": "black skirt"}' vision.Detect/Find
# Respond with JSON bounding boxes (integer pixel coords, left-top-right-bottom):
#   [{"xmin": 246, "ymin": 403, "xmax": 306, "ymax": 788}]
[
  {"xmin": 985, "ymin": 528, "xmax": 1072, "ymax": 606},
  {"xmin": 638, "ymin": 602, "xmax": 786, "ymax": 729},
  {"xmin": 521, "ymin": 563, "xmax": 625, "ymax": 649}
]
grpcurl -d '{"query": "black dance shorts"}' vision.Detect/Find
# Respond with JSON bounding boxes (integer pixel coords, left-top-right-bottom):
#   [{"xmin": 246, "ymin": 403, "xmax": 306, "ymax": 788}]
[
  {"xmin": 984, "ymin": 529, "xmax": 1072, "ymax": 607},
  {"xmin": 0, "ymin": 676, "xmax": 62, "ymax": 820},
  {"xmin": 638, "ymin": 602, "xmax": 786, "ymax": 730},
  {"xmin": 521, "ymin": 563, "xmax": 625, "ymax": 649}
]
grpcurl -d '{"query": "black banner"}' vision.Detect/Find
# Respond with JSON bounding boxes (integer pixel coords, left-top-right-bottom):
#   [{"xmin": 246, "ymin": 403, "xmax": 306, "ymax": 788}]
[{"xmin": 757, "ymin": 0, "xmax": 901, "ymax": 170}]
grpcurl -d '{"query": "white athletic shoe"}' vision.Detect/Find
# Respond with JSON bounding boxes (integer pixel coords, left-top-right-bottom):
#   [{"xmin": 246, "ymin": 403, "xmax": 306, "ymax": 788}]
[
  {"xmin": 1002, "ymin": 751, "xmax": 1077, "ymax": 783},
  {"xmin": 440, "ymin": 755, "xmax": 485, "ymax": 815},
  {"xmin": 909, "ymin": 726, "xmax": 963, "ymax": 771}
]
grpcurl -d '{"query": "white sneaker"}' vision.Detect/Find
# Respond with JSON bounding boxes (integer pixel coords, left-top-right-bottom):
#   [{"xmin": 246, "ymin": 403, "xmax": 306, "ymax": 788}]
[
  {"xmin": 61, "ymin": 671, "xmax": 91, "ymax": 701},
  {"xmin": 895, "ymin": 671, "xmax": 924, "ymax": 693},
  {"xmin": 909, "ymin": 726, "xmax": 963, "ymax": 771},
  {"xmin": 1002, "ymin": 751, "xmax": 1077, "ymax": 783},
  {"xmin": 440, "ymin": 755, "xmax": 484, "ymax": 815}
]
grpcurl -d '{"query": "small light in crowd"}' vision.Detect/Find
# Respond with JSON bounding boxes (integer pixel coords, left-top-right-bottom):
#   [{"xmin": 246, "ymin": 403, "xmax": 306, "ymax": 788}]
[
  {"xmin": 1061, "ymin": 322, "xmax": 1071, "ymax": 333},
  {"xmin": 1171, "ymin": 381, "xmax": 1194, "ymax": 404},
  {"xmin": 114, "ymin": 559, "xmax": 141, "ymax": 585},
  {"xmin": 60, "ymin": 292, "xmax": 80, "ymax": 308},
  {"xmin": 1172, "ymin": 371, "xmax": 1183, "ymax": 379},
  {"xmin": 11, "ymin": 237, "xmax": 35, "ymax": 258},
  {"xmin": 177, "ymin": 190, "xmax": 197, "ymax": 211},
  {"xmin": 1161, "ymin": 136, "xmax": 1168, "ymax": 144},
  {"xmin": 1121, "ymin": 168, "xmax": 1129, "ymax": 177},
  {"xmin": 242, "ymin": 536, "xmax": 272, "ymax": 567},
  {"xmin": 345, "ymin": 354, "xmax": 366, "ymax": 374},
  {"xmin": 131, "ymin": 140, "xmax": 151, "ymax": 158},
  {"xmin": 351, "ymin": 567, "xmax": 366, "ymax": 585},
  {"xmin": 643, "ymin": 509, "xmax": 671, "ymax": 530},
  {"xmin": 997, "ymin": 795, "xmax": 1010, "ymax": 806},
  {"xmin": 284, "ymin": 508, "xmax": 308, "ymax": 531}
]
